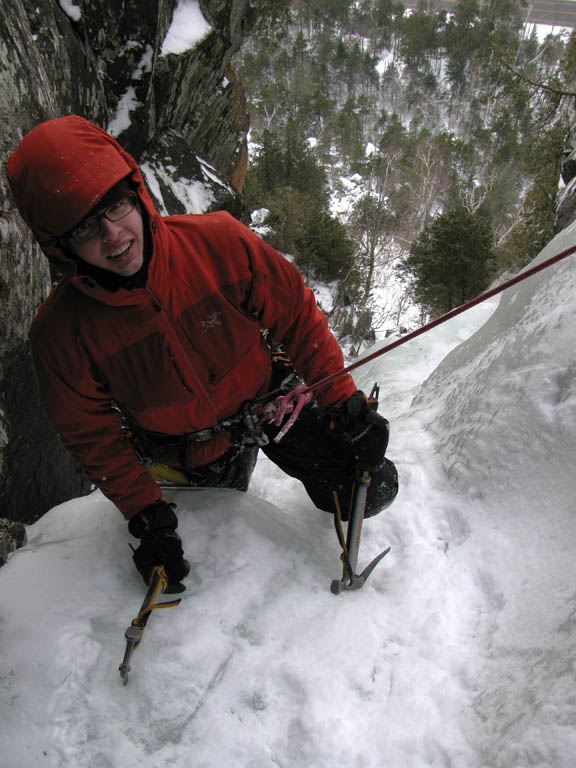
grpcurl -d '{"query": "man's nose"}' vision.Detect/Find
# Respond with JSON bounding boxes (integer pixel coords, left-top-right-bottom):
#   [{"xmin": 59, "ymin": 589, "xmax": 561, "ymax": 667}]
[{"xmin": 100, "ymin": 216, "xmax": 124, "ymax": 241}]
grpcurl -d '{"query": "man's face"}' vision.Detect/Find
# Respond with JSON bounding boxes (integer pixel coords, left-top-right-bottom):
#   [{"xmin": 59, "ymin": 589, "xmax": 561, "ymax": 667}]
[{"xmin": 70, "ymin": 197, "xmax": 145, "ymax": 277}]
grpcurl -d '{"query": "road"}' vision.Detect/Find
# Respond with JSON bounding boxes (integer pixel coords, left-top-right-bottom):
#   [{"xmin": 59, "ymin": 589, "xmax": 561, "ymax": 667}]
[{"xmin": 401, "ymin": 0, "xmax": 576, "ymax": 28}]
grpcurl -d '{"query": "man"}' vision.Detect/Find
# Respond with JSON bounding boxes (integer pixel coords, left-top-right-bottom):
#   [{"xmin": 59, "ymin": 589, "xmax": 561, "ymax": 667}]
[{"xmin": 6, "ymin": 115, "xmax": 398, "ymax": 591}]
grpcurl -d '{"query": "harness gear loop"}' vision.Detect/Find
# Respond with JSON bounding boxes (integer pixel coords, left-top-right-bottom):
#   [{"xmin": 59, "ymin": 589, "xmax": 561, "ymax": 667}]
[
  {"xmin": 148, "ymin": 462, "xmax": 190, "ymax": 486},
  {"xmin": 126, "ymin": 354, "xmax": 306, "ymax": 474},
  {"xmin": 260, "ymin": 384, "xmax": 313, "ymax": 443}
]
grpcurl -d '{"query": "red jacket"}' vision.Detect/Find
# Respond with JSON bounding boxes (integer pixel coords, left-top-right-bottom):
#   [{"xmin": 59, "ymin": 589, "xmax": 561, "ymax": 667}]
[{"xmin": 7, "ymin": 116, "xmax": 355, "ymax": 518}]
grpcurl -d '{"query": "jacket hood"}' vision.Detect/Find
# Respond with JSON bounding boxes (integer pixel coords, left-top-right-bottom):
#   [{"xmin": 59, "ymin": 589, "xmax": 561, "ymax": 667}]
[{"xmin": 6, "ymin": 115, "xmax": 159, "ymax": 275}]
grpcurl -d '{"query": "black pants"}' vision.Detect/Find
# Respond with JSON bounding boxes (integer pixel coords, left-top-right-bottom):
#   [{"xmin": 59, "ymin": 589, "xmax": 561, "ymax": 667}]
[{"xmin": 182, "ymin": 403, "xmax": 399, "ymax": 520}]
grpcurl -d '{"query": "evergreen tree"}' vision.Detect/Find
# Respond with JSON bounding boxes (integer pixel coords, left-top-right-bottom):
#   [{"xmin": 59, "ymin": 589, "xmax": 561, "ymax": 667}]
[
  {"xmin": 245, "ymin": 120, "xmax": 329, "ymax": 209},
  {"xmin": 443, "ymin": 0, "xmax": 482, "ymax": 86},
  {"xmin": 348, "ymin": 194, "xmax": 395, "ymax": 302},
  {"xmin": 294, "ymin": 208, "xmax": 356, "ymax": 282},
  {"xmin": 243, "ymin": 117, "xmax": 352, "ymax": 285},
  {"xmin": 399, "ymin": 206, "xmax": 495, "ymax": 316},
  {"xmin": 398, "ymin": 10, "xmax": 443, "ymax": 71},
  {"xmin": 264, "ymin": 186, "xmax": 312, "ymax": 255}
]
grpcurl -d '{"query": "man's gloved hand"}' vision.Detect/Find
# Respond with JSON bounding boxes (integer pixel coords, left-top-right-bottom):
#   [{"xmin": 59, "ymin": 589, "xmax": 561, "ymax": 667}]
[
  {"xmin": 128, "ymin": 500, "xmax": 190, "ymax": 593},
  {"xmin": 325, "ymin": 389, "xmax": 390, "ymax": 472}
]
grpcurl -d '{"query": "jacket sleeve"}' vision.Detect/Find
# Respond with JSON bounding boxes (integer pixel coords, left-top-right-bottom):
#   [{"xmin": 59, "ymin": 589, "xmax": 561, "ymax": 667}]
[
  {"xmin": 222, "ymin": 214, "xmax": 356, "ymax": 408},
  {"xmin": 30, "ymin": 318, "xmax": 161, "ymax": 520}
]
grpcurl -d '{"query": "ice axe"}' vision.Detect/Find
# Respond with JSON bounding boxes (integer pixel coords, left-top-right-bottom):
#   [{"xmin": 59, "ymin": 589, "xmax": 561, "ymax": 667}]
[
  {"xmin": 119, "ymin": 565, "xmax": 181, "ymax": 684},
  {"xmin": 330, "ymin": 470, "xmax": 391, "ymax": 594}
]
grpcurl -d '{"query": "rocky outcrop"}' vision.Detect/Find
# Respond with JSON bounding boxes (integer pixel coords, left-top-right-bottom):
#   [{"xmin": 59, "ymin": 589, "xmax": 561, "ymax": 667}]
[
  {"xmin": 0, "ymin": 0, "xmax": 253, "ymax": 526},
  {"xmin": 556, "ymin": 140, "xmax": 576, "ymax": 233},
  {"xmin": 0, "ymin": 519, "xmax": 27, "ymax": 567}
]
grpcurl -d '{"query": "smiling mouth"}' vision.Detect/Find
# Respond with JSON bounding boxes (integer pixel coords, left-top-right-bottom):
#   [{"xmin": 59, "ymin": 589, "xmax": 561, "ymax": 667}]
[{"xmin": 107, "ymin": 242, "xmax": 132, "ymax": 261}]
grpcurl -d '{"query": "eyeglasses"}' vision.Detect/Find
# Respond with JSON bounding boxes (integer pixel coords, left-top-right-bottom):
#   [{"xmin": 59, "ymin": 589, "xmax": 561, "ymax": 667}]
[{"xmin": 66, "ymin": 194, "xmax": 137, "ymax": 244}]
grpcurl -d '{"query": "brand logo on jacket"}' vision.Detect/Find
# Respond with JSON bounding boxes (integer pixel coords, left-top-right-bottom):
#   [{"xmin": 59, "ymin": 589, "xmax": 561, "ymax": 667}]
[{"xmin": 200, "ymin": 312, "xmax": 223, "ymax": 332}]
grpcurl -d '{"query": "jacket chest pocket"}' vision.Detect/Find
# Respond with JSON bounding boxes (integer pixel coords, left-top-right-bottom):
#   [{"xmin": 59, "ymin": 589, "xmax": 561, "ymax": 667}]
[
  {"xmin": 178, "ymin": 303, "xmax": 260, "ymax": 384},
  {"xmin": 97, "ymin": 332, "xmax": 199, "ymax": 411}
]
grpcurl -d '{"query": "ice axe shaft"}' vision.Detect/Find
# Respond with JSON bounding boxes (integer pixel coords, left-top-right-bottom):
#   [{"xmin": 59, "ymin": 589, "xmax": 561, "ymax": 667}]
[
  {"xmin": 331, "ymin": 471, "xmax": 390, "ymax": 594},
  {"xmin": 119, "ymin": 565, "xmax": 181, "ymax": 685}
]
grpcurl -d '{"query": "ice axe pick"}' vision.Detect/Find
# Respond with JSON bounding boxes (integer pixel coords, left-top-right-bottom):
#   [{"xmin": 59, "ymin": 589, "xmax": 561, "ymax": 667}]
[{"xmin": 330, "ymin": 471, "xmax": 390, "ymax": 594}]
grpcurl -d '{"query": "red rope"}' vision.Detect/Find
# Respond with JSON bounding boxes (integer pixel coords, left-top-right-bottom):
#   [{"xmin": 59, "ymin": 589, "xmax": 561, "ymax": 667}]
[{"xmin": 307, "ymin": 243, "xmax": 576, "ymax": 396}]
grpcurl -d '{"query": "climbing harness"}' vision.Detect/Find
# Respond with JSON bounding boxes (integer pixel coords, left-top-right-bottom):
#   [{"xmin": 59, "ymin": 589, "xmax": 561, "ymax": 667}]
[
  {"xmin": 119, "ymin": 565, "xmax": 181, "ymax": 685},
  {"xmin": 126, "ymin": 367, "xmax": 305, "ymax": 476}
]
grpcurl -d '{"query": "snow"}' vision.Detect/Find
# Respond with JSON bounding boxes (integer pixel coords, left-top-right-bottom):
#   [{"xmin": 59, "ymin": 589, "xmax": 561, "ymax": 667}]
[
  {"xmin": 58, "ymin": 0, "xmax": 80, "ymax": 22},
  {"xmin": 330, "ymin": 173, "xmax": 367, "ymax": 217},
  {"xmin": 376, "ymin": 52, "xmax": 394, "ymax": 76},
  {"xmin": 529, "ymin": 23, "xmax": 571, "ymax": 42},
  {"xmin": 2, "ymin": 219, "xmax": 576, "ymax": 765},
  {"xmin": 161, "ymin": 0, "xmax": 212, "ymax": 56},
  {"xmin": 139, "ymin": 161, "xmax": 215, "ymax": 216},
  {"xmin": 249, "ymin": 208, "xmax": 272, "ymax": 238},
  {"xmin": 107, "ymin": 87, "xmax": 139, "ymax": 137},
  {"xmin": 308, "ymin": 278, "xmax": 338, "ymax": 314},
  {"xmin": 107, "ymin": 48, "xmax": 154, "ymax": 137},
  {"xmin": 198, "ymin": 157, "xmax": 234, "ymax": 193}
]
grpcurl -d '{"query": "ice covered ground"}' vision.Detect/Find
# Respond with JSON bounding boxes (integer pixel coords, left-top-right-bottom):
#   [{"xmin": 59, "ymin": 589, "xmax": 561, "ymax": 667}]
[{"xmin": 2, "ymin": 219, "xmax": 576, "ymax": 767}]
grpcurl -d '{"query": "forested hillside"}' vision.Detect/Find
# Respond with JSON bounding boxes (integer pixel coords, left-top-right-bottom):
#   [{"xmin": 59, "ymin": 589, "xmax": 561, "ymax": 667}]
[{"xmin": 235, "ymin": 0, "xmax": 576, "ymax": 347}]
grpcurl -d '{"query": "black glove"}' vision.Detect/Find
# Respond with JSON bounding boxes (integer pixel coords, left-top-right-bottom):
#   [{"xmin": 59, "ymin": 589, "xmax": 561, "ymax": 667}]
[
  {"xmin": 325, "ymin": 389, "xmax": 390, "ymax": 472},
  {"xmin": 128, "ymin": 500, "xmax": 190, "ymax": 593}
]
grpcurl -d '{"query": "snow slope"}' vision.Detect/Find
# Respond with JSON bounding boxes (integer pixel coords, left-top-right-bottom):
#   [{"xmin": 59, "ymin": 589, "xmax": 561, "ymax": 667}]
[{"xmin": 2, "ymin": 220, "xmax": 576, "ymax": 767}]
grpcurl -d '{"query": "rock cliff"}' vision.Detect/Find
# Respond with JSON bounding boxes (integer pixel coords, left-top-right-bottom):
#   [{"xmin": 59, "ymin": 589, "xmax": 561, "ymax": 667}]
[
  {"xmin": 0, "ymin": 0, "xmax": 253, "ymax": 530},
  {"xmin": 556, "ymin": 131, "xmax": 576, "ymax": 233}
]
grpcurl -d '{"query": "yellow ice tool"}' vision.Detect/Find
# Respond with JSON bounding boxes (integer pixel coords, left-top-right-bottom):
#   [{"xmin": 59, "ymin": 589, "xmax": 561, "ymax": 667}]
[{"xmin": 119, "ymin": 565, "xmax": 181, "ymax": 684}]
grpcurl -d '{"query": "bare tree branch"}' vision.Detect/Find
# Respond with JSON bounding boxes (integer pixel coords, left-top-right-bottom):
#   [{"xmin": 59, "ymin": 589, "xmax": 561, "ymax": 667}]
[{"xmin": 496, "ymin": 51, "xmax": 576, "ymax": 98}]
